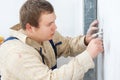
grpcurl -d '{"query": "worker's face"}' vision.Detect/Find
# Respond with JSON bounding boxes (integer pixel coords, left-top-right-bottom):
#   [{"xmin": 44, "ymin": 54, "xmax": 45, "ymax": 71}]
[{"xmin": 31, "ymin": 12, "xmax": 57, "ymax": 42}]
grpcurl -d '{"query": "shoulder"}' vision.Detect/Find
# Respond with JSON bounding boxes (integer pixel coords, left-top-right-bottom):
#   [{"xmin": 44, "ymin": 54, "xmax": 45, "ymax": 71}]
[
  {"xmin": 0, "ymin": 39, "xmax": 39, "ymax": 56},
  {"xmin": 53, "ymin": 31, "xmax": 66, "ymax": 42}
]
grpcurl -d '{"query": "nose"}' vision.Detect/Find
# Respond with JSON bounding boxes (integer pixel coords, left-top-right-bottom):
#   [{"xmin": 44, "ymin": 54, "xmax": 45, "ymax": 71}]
[{"xmin": 52, "ymin": 23, "xmax": 57, "ymax": 31}]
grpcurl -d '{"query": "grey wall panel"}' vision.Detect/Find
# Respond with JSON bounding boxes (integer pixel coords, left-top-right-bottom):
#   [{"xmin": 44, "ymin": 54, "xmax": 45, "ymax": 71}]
[
  {"xmin": 84, "ymin": 0, "xmax": 97, "ymax": 34},
  {"xmin": 84, "ymin": 0, "xmax": 97, "ymax": 80}
]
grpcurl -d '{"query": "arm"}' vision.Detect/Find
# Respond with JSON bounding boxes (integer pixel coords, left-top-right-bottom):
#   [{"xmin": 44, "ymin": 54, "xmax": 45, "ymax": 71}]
[
  {"xmin": 53, "ymin": 31, "xmax": 87, "ymax": 57},
  {"xmin": 53, "ymin": 20, "xmax": 99, "ymax": 57},
  {"xmin": 7, "ymin": 47, "xmax": 94, "ymax": 80},
  {"xmin": 6, "ymin": 38, "xmax": 103, "ymax": 80}
]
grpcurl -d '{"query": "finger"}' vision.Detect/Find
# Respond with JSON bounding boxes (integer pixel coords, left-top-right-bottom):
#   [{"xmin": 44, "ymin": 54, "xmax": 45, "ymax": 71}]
[
  {"xmin": 90, "ymin": 20, "xmax": 99, "ymax": 27},
  {"xmin": 98, "ymin": 32, "xmax": 103, "ymax": 39},
  {"xmin": 88, "ymin": 27, "xmax": 99, "ymax": 34},
  {"xmin": 96, "ymin": 38, "xmax": 103, "ymax": 45},
  {"xmin": 91, "ymin": 27, "xmax": 99, "ymax": 33},
  {"xmin": 91, "ymin": 33, "xmax": 98, "ymax": 38}
]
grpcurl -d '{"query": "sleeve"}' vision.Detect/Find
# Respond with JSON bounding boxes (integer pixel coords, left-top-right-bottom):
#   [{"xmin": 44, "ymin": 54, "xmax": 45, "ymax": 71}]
[
  {"xmin": 53, "ymin": 31, "xmax": 87, "ymax": 57},
  {"xmin": 52, "ymin": 50, "xmax": 94, "ymax": 80},
  {"xmin": 6, "ymin": 48, "xmax": 94, "ymax": 80}
]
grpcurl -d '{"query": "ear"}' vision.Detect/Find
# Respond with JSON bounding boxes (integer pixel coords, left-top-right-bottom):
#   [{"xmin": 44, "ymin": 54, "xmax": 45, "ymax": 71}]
[{"xmin": 26, "ymin": 23, "xmax": 33, "ymax": 33}]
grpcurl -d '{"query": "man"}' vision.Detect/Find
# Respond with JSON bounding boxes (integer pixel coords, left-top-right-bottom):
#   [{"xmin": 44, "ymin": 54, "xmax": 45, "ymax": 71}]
[{"xmin": 0, "ymin": 0, "xmax": 103, "ymax": 80}]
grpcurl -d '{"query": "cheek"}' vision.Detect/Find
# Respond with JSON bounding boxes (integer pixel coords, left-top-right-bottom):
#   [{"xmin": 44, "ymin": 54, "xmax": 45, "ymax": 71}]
[
  {"xmin": 37, "ymin": 27, "xmax": 51, "ymax": 37},
  {"xmin": 41, "ymin": 29, "xmax": 50, "ymax": 36}
]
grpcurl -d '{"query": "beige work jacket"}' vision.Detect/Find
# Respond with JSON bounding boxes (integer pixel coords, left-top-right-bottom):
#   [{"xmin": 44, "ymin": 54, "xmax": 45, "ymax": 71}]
[{"xmin": 0, "ymin": 24, "xmax": 94, "ymax": 80}]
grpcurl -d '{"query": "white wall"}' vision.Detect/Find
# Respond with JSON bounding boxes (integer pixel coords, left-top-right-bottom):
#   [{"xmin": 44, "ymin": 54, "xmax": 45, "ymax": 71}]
[
  {"xmin": 49, "ymin": 0, "xmax": 84, "ymax": 36},
  {"xmin": 98, "ymin": 0, "xmax": 120, "ymax": 80},
  {"xmin": 0, "ymin": 0, "xmax": 26, "ymax": 38}
]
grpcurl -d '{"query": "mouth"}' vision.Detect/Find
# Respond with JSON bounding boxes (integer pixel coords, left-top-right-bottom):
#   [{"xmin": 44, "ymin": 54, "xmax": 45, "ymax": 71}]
[{"xmin": 51, "ymin": 32, "xmax": 55, "ymax": 35}]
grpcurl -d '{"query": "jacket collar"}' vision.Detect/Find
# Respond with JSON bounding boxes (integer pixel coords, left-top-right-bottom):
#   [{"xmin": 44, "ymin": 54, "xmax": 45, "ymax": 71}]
[{"xmin": 9, "ymin": 24, "xmax": 42, "ymax": 51}]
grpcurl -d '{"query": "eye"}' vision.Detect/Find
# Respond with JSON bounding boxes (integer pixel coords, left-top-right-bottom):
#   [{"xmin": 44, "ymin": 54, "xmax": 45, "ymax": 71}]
[{"xmin": 47, "ymin": 22, "xmax": 54, "ymax": 27}]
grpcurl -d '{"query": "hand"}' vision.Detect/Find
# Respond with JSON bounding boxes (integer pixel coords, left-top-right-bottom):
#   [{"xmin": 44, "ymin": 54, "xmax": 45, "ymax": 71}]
[
  {"xmin": 85, "ymin": 20, "xmax": 99, "ymax": 45},
  {"xmin": 86, "ymin": 38, "xmax": 104, "ymax": 58}
]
